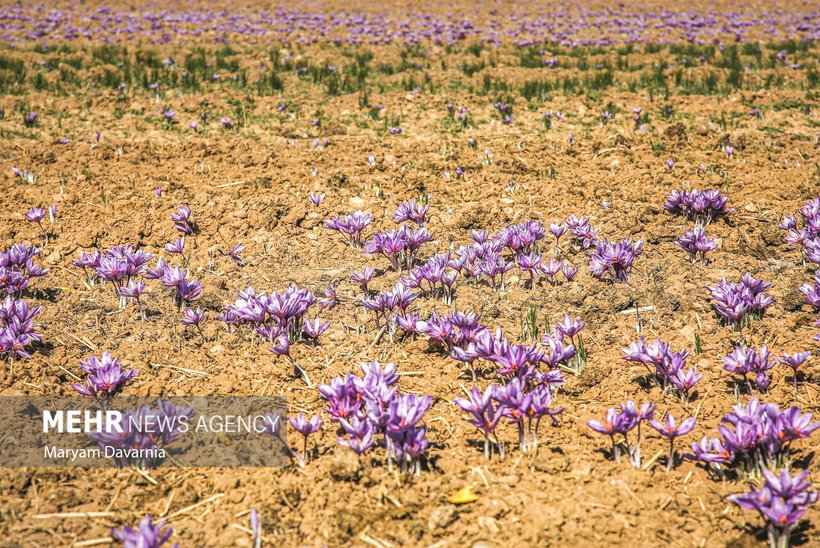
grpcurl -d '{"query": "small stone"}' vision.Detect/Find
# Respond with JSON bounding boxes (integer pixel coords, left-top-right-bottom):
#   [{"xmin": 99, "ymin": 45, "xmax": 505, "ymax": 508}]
[
  {"xmin": 349, "ymin": 196, "xmax": 365, "ymax": 208},
  {"xmin": 329, "ymin": 450, "xmax": 361, "ymax": 481},
  {"xmin": 478, "ymin": 516, "xmax": 501, "ymax": 534},
  {"xmin": 428, "ymin": 505, "xmax": 457, "ymax": 531}
]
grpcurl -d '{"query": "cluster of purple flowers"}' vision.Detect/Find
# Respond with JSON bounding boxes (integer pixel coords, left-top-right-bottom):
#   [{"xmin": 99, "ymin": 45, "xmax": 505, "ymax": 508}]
[
  {"xmin": 320, "ymin": 361, "xmax": 431, "ymax": 475},
  {"xmin": 90, "ymin": 399, "xmax": 193, "ymax": 468},
  {"xmin": 0, "ymin": 242, "xmax": 48, "ymax": 296},
  {"xmin": 325, "ymin": 210, "xmax": 372, "ymax": 248},
  {"xmin": 72, "ymin": 351, "xmax": 137, "ymax": 397},
  {"xmin": 495, "ymin": 220, "xmax": 546, "ymax": 254},
  {"xmin": 364, "ymin": 224, "xmax": 433, "ymax": 272},
  {"xmin": 675, "ymin": 226, "xmax": 717, "ymax": 264},
  {"xmin": 587, "ymin": 401, "xmax": 657, "ymax": 467},
  {"xmin": 622, "ymin": 338, "xmax": 702, "ymax": 400},
  {"xmin": 220, "ymin": 285, "xmax": 320, "ymax": 384},
  {"xmin": 729, "ymin": 468, "xmax": 818, "ymax": 548},
  {"xmin": 780, "ymin": 196, "xmax": 820, "ymax": 264},
  {"xmin": 565, "ymin": 215, "xmax": 600, "ymax": 249},
  {"xmin": 221, "ymin": 285, "xmax": 317, "ymax": 342},
  {"xmin": 413, "ymin": 308, "xmax": 577, "ymax": 383},
  {"xmin": 451, "ymin": 236, "xmax": 512, "ymax": 290},
  {"xmin": 455, "ymin": 376, "xmax": 563, "ymax": 456},
  {"xmin": 74, "ymin": 245, "xmax": 154, "ymax": 296},
  {"xmin": 0, "ymin": 295, "xmax": 42, "ymax": 360},
  {"xmin": 0, "ymin": 244, "xmax": 46, "ymax": 360},
  {"xmin": 664, "ymin": 188, "xmax": 729, "ymax": 225},
  {"xmin": 707, "ymin": 273, "xmax": 772, "ymax": 338},
  {"xmin": 401, "ymin": 252, "xmax": 458, "ymax": 303},
  {"xmin": 113, "ymin": 515, "xmax": 177, "ymax": 548},
  {"xmin": 722, "ymin": 346, "xmax": 775, "ymax": 394},
  {"xmin": 144, "ymin": 258, "xmax": 202, "ymax": 309},
  {"xmin": 361, "ymin": 283, "xmax": 418, "ymax": 337},
  {"xmin": 588, "ymin": 238, "xmax": 643, "ymax": 283},
  {"xmin": 686, "ymin": 398, "xmax": 820, "ymax": 477},
  {"xmin": 392, "ymin": 198, "xmax": 429, "ymax": 226}
]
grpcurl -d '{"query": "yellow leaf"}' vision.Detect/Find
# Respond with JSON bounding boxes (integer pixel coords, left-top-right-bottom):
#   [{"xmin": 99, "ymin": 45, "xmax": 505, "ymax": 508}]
[{"xmin": 448, "ymin": 485, "xmax": 478, "ymax": 504}]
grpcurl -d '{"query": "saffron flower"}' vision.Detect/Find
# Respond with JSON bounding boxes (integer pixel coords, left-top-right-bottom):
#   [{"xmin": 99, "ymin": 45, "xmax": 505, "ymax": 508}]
[
  {"xmin": 289, "ymin": 413, "xmax": 323, "ymax": 466},
  {"xmin": 728, "ymin": 468, "xmax": 818, "ymax": 548},
  {"xmin": 170, "ymin": 205, "xmax": 193, "ymax": 234},
  {"xmin": 164, "ymin": 237, "xmax": 185, "ymax": 255},
  {"xmin": 309, "ymin": 191, "xmax": 325, "ymax": 207},
  {"xmin": 112, "ymin": 515, "xmax": 174, "ymax": 548},
  {"xmin": 649, "ymin": 413, "xmax": 697, "ymax": 471},
  {"xmin": 664, "ymin": 188, "xmax": 729, "ymax": 225},
  {"xmin": 775, "ymin": 351, "xmax": 811, "ymax": 397},
  {"xmin": 72, "ymin": 351, "xmax": 137, "ymax": 398},
  {"xmin": 325, "ymin": 211, "xmax": 372, "ymax": 248},
  {"xmin": 588, "ymin": 238, "xmax": 643, "ymax": 283},
  {"xmin": 675, "ymin": 227, "xmax": 717, "ymax": 264},
  {"xmin": 181, "ymin": 307, "xmax": 206, "ymax": 342}
]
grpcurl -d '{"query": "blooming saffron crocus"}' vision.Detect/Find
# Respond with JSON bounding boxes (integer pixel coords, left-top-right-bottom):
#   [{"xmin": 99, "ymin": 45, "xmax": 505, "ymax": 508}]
[
  {"xmin": 338, "ymin": 415, "xmax": 376, "ymax": 455},
  {"xmin": 588, "ymin": 238, "xmax": 643, "ymax": 283},
  {"xmin": 588, "ymin": 401, "xmax": 655, "ymax": 466},
  {"xmin": 320, "ymin": 282, "xmax": 337, "ymax": 309},
  {"xmin": 517, "ymin": 251, "xmax": 543, "ymax": 288},
  {"xmin": 189, "ymin": 120, "xmax": 199, "ymax": 131},
  {"xmin": 675, "ymin": 226, "xmax": 717, "ymax": 264},
  {"xmin": 112, "ymin": 515, "xmax": 174, "ymax": 548},
  {"xmin": 649, "ymin": 413, "xmax": 696, "ymax": 471},
  {"xmin": 728, "ymin": 468, "xmax": 818, "ymax": 548},
  {"xmin": 220, "ymin": 117, "xmax": 234, "ymax": 129},
  {"xmin": 775, "ymin": 351, "xmax": 811, "ymax": 397},
  {"xmin": 181, "ymin": 307, "xmax": 206, "ymax": 342},
  {"xmin": 664, "ymin": 188, "xmax": 729, "ymax": 225},
  {"xmin": 600, "ymin": 111, "xmax": 612, "ymax": 124},
  {"xmin": 289, "ymin": 413, "xmax": 323, "ymax": 466},
  {"xmin": 309, "ymin": 191, "xmax": 325, "ymax": 207},
  {"xmin": 324, "ymin": 211, "xmax": 372, "ymax": 248},
  {"xmin": 119, "ymin": 280, "xmax": 147, "ymax": 320},
  {"xmin": 302, "ymin": 318, "xmax": 330, "ymax": 344},
  {"xmin": 666, "ymin": 158, "xmax": 675, "ymax": 170},
  {"xmin": 164, "ymin": 237, "xmax": 185, "ymax": 255},
  {"xmin": 350, "ymin": 267, "xmax": 375, "ymax": 295},
  {"xmin": 25, "ymin": 207, "xmax": 48, "ymax": 240},
  {"xmin": 72, "ymin": 351, "xmax": 137, "ymax": 398},
  {"xmin": 170, "ymin": 205, "xmax": 193, "ymax": 234},
  {"xmin": 23, "ymin": 112, "xmax": 38, "ymax": 126},
  {"xmin": 708, "ymin": 273, "xmax": 771, "ymax": 341}
]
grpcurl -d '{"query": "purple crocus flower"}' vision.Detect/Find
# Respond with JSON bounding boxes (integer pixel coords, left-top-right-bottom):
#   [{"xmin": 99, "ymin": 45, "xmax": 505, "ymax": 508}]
[
  {"xmin": 25, "ymin": 207, "xmax": 45, "ymax": 223},
  {"xmin": 649, "ymin": 413, "xmax": 697, "ymax": 470},
  {"xmin": 302, "ymin": 318, "xmax": 330, "ymax": 342},
  {"xmin": 72, "ymin": 351, "xmax": 137, "ymax": 398},
  {"xmin": 164, "ymin": 237, "xmax": 185, "ymax": 255},
  {"xmin": 112, "ymin": 515, "xmax": 174, "ymax": 548},
  {"xmin": 170, "ymin": 205, "xmax": 193, "ymax": 234},
  {"xmin": 289, "ymin": 413, "xmax": 323, "ymax": 465},
  {"xmin": 775, "ymin": 351, "xmax": 811, "ymax": 397},
  {"xmin": 728, "ymin": 468, "xmax": 818, "ymax": 548},
  {"xmin": 309, "ymin": 191, "xmax": 325, "ymax": 207}
]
